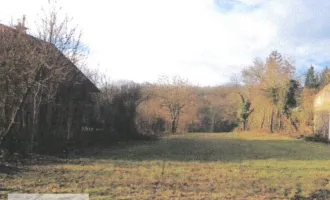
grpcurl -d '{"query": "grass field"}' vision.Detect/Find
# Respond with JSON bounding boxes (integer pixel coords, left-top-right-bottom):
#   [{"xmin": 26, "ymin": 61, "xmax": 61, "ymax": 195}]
[{"xmin": 2, "ymin": 132, "xmax": 330, "ymax": 199}]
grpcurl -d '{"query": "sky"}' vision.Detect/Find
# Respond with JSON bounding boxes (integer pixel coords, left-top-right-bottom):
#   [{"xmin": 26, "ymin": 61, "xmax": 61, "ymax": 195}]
[{"xmin": 1, "ymin": 0, "xmax": 330, "ymax": 86}]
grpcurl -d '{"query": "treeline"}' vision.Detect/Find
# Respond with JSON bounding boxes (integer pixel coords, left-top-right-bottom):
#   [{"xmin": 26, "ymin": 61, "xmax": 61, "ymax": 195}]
[
  {"xmin": 92, "ymin": 76, "xmax": 239, "ymax": 138},
  {"xmin": 237, "ymin": 51, "xmax": 329, "ymax": 136},
  {"xmin": 94, "ymin": 50, "xmax": 326, "ymax": 139},
  {"xmin": 132, "ymin": 51, "xmax": 329, "ymax": 137}
]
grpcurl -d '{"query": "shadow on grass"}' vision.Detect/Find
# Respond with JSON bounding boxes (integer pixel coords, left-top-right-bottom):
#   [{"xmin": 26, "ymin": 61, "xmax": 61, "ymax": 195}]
[
  {"xmin": 79, "ymin": 136, "xmax": 330, "ymax": 162},
  {"xmin": 291, "ymin": 189, "xmax": 330, "ymax": 200},
  {"xmin": 4, "ymin": 134, "xmax": 330, "ymax": 169},
  {"xmin": 0, "ymin": 164, "xmax": 23, "ymax": 175},
  {"xmin": 0, "ymin": 135, "xmax": 159, "ymax": 169}
]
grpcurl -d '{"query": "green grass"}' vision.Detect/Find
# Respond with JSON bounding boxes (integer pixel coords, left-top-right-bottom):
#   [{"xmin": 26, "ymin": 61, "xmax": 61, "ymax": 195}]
[{"xmin": 2, "ymin": 132, "xmax": 330, "ymax": 199}]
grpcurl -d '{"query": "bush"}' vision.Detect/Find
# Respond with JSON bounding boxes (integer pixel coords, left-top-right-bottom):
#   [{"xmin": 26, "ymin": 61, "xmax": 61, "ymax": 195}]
[{"xmin": 304, "ymin": 134, "xmax": 330, "ymax": 144}]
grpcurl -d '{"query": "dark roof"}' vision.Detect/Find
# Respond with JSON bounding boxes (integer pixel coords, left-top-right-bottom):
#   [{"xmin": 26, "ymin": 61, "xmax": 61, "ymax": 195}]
[{"xmin": 0, "ymin": 23, "xmax": 99, "ymax": 93}]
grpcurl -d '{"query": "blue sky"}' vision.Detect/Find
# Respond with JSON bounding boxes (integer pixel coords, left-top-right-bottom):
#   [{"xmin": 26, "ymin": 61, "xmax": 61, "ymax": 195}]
[{"xmin": 1, "ymin": 0, "xmax": 330, "ymax": 86}]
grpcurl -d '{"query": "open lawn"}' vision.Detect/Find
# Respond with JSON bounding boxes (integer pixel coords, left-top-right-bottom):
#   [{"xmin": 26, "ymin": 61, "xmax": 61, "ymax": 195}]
[{"xmin": 2, "ymin": 132, "xmax": 330, "ymax": 199}]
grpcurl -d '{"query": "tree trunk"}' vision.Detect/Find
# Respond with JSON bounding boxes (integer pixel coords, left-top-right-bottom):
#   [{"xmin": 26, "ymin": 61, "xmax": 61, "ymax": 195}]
[
  {"xmin": 0, "ymin": 66, "xmax": 42, "ymax": 146},
  {"xmin": 30, "ymin": 83, "xmax": 42, "ymax": 152},
  {"xmin": 260, "ymin": 109, "xmax": 265, "ymax": 130},
  {"xmin": 210, "ymin": 111, "xmax": 215, "ymax": 133},
  {"xmin": 171, "ymin": 119, "xmax": 177, "ymax": 133},
  {"xmin": 277, "ymin": 110, "xmax": 281, "ymax": 132},
  {"xmin": 0, "ymin": 86, "xmax": 32, "ymax": 146},
  {"xmin": 67, "ymin": 100, "xmax": 73, "ymax": 140},
  {"xmin": 270, "ymin": 109, "xmax": 274, "ymax": 133},
  {"xmin": 46, "ymin": 102, "xmax": 53, "ymax": 133}
]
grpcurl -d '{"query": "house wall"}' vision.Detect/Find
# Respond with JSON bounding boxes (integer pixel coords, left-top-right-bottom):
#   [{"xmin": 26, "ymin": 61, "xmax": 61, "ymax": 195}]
[{"xmin": 314, "ymin": 110, "xmax": 330, "ymax": 137}]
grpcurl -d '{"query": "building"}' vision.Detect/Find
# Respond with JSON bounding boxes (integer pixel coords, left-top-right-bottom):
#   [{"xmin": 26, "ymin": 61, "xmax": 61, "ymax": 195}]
[
  {"xmin": 314, "ymin": 84, "xmax": 330, "ymax": 139},
  {"xmin": 0, "ymin": 22, "xmax": 99, "ymax": 153}
]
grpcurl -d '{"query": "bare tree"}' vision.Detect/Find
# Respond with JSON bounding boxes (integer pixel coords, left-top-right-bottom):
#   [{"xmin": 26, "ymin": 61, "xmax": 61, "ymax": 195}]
[
  {"xmin": 241, "ymin": 58, "xmax": 265, "ymax": 86},
  {"xmin": 36, "ymin": 0, "xmax": 87, "ymax": 67},
  {"xmin": 0, "ymin": 1, "xmax": 90, "ymax": 151},
  {"xmin": 0, "ymin": 24, "xmax": 42, "ymax": 147},
  {"xmin": 156, "ymin": 76, "xmax": 195, "ymax": 133}
]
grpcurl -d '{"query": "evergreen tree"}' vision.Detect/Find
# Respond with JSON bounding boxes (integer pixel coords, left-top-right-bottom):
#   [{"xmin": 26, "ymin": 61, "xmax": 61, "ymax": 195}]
[
  {"xmin": 319, "ymin": 67, "xmax": 330, "ymax": 88},
  {"xmin": 263, "ymin": 51, "xmax": 296, "ymax": 132},
  {"xmin": 238, "ymin": 93, "xmax": 253, "ymax": 131},
  {"xmin": 282, "ymin": 79, "xmax": 299, "ymax": 131},
  {"xmin": 283, "ymin": 79, "xmax": 299, "ymax": 115},
  {"xmin": 305, "ymin": 66, "xmax": 319, "ymax": 88}
]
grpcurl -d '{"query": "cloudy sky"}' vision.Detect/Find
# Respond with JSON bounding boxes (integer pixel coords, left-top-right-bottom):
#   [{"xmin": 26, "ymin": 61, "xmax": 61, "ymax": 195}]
[{"xmin": 1, "ymin": 0, "xmax": 330, "ymax": 86}]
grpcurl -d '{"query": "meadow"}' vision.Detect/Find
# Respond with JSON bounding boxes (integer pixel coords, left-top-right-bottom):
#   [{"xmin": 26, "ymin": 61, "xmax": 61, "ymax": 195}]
[{"xmin": 2, "ymin": 132, "xmax": 330, "ymax": 199}]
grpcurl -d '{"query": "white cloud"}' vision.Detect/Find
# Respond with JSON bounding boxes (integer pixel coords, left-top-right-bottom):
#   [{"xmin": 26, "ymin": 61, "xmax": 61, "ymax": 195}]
[{"xmin": 1, "ymin": 0, "xmax": 330, "ymax": 86}]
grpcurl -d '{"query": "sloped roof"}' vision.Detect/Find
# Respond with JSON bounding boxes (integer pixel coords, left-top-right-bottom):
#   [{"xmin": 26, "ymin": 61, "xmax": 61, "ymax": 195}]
[{"xmin": 0, "ymin": 23, "xmax": 99, "ymax": 93}]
